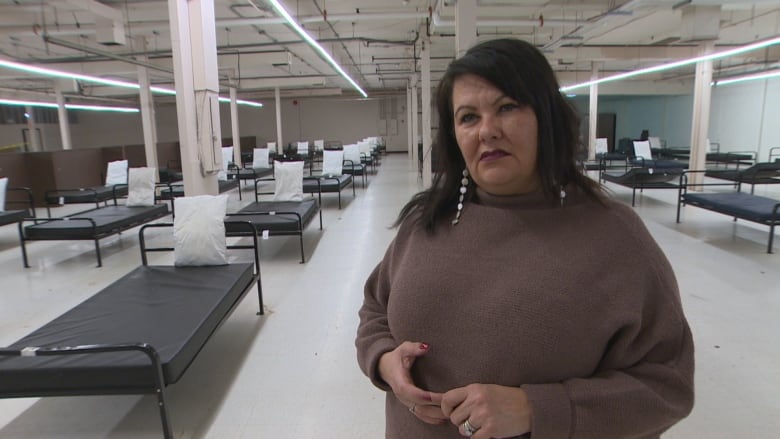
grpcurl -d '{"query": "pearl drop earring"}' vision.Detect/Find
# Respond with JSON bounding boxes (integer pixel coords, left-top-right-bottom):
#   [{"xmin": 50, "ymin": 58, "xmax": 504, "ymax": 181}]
[{"xmin": 452, "ymin": 169, "xmax": 469, "ymax": 225}]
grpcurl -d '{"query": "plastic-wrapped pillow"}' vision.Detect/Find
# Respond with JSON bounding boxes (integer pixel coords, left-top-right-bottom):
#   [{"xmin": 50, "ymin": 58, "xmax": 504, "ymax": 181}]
[
  {"xmin": 126, "ymin": 167, "xmax": 157, "ymax": 206},
  {"xmin": 273, "ymin": 161, "xmax": 304, "ymax": 201},
  {"xmin": 253, "ymin": 148, "xmax": 270, "ymax": 169},
  {"xmin": 322, "ymin": 150, "xmax": 343, "ymax": 176},
  {"xmin": 632, "ymin": 140, "xmax": 652, "ymax": 160},
  {"xmin": 0, "ymin": 177, "xmax": 7, "ymax": 211},
  {"xmin": 173, "ymin": 195, "xmax": 228, "ymax": 266},
  {"xmin": 343, "ymin": 144, "xmax": 361, "ymax": 164},
  {"xmin": 105, "ymin": 160, "xmax": 128, "ymax": 186}
]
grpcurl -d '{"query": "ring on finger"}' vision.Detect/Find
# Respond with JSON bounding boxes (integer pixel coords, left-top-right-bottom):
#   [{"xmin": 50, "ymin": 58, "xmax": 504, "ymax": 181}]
[{"xmin": 462, "ymin": 419, "xmax": 479, "ymax": 437}]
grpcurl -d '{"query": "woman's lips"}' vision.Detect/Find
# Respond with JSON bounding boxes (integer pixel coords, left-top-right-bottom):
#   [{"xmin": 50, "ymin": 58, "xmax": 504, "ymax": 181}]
[{"xmin": 480, "ymin": 149, "xmax": 509, "ymax": 162}]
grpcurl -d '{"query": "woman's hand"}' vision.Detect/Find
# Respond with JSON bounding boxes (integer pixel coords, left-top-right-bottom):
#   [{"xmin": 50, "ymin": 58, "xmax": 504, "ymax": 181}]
[
  {"xmin": 439, "ymin": 384, "xmax": 532, "ymax": 438},
  {"xmin": 378, "ymin": 341, "xmax": 446, "ymax": 425}
]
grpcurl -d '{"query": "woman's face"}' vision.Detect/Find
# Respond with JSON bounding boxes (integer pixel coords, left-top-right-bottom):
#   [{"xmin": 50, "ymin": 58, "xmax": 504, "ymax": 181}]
[{"xmin": 452, "ymin": 74, "xmax": 540, "ymax": 196}]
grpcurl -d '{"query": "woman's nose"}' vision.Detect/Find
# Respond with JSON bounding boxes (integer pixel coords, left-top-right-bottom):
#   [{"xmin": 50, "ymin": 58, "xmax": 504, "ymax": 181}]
[{"xmin": 478, "ymin": 115, "xmax": 501, "ymax": 142}]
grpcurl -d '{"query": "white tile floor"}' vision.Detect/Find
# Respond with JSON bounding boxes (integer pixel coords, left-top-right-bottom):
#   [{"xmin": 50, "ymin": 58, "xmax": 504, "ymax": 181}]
[{"xmin": 1, "ymin": 154, "xmax": 779, "ymax": 438}]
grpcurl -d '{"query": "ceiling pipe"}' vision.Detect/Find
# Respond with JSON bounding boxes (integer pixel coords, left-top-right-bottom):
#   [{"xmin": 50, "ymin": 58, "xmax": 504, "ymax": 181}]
[{"xmin": 43, "ymin": 34, "xmax": 173, "ymax": 74}]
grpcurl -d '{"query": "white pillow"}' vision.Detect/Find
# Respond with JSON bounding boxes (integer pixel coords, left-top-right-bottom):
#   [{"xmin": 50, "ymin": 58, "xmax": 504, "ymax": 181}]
[
  {"xmin": 0, "ymin": 177, "xmax": 7, "ymax": 211},
  {"xmin": 343, "ymin": 144, "xmax": 361, "ymax": 164},
  {"xmin": 595, "ymin": 138, "xmax": 608, "ymax": 155},
  {"xmin": 267, "ymin": 142, "xmax": 276, "ymax": 150},
  {"xmin": 252, "ymin": 148, "xmax": 270, "ymax": 169},
  {"xmin": 173, "ymin": 195, "xmax": 228, "ymax": 266},
  {"xmin": 322, "ymin": 150, "xmax": 343, "ymax": 176},
  {"xmin": 314, "ymin": 139, "xmax": 325, "ymax": 151},
  {"xmin": 126, "ymin": 167, "xmax": 157, "ymax": 206},
  {"xmin": 358, "ymin": 141, "xmax": 371, "ymax": 155},
  {"xmin": 105, "ymin": 159, "xmax": 128, "ymax": 186},
  {"xmin": 218, "ymin": 146, "xmax": 234, "ymax": 181},
  {"xmin": 273, "ymin": 161, "xmax": 304, "ymax": 201},
  {"xmin": 633, "ymin": 140, "xmax": 652, "ymax": 160},
  {"xmin": 297, "ymin": 141, "xmax": 309, "ymax": 156},
  {"xmin": 648, "ymin": 136, "xmax": 662, "ymax": 150}
]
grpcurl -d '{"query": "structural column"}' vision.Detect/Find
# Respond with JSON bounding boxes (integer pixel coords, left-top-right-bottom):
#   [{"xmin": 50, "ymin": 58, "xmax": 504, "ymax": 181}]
[
  {"xmin": 455, "ymin": 0, "xmax": 477, "ymax": 58},
  {"xmin": 421, "ymin": 38, "xmax": 433, "ymax": 187},
  {"xmin": 136, "ymin": 36, "xmax": 159, "ymax": 179},
  {"xmin": 275, "ymin": 86, "xmax": 283, "ymax": 155},
  {"xmin": 167, "ymin": 0, "xmax": 221, "ymax": 195},
  {"xmin": 407, "ymin": 81, "xmax": 413, "ymax": 158},
  {"xmin": 55, "ymin": 86, "xmax": 72, "ymax": 150},
  {"xmin": 688, "ymin": 42, "xmax": 714, "ymax": 188},
  {"xmin": 230, "ymin": 87, "xmax": 241, "ymax": 166},
  {"xmin": 411, "ymin": 74, "xmax": 419, "ymax": 173},
  {"xmin": 588, "ymin": 63, "xmax": 599, "ymax": 160},
  {"xmin": 24, "ymin": 105, "xmax": 41, "ymax": 152}
]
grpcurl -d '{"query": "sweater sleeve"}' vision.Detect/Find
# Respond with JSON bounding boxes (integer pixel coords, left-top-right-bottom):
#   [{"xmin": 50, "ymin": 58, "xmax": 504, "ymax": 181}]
[
  {"xmin": 355, "ymin": 223, "xmax": 408, "ymax": 391},
  {"xmin": 523, "ymin": 224, "xmax": 695, "ymax": 438}
]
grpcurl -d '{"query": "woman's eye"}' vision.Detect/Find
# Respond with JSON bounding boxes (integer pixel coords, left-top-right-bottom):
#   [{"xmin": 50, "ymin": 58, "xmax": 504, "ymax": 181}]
[
  {"xmin": 499, "ymin": 103, "xmax": 519, "ymax": 112},
  {"xmin": 459, "ymin": 113, "xmax": 476, "ymax": 124}
]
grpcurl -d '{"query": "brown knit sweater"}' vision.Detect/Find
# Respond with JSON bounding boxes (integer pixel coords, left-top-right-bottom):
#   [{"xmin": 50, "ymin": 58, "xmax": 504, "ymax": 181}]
[{"xmin": 356, "ymin": 187, "xmax": 694, "ymax": 439}]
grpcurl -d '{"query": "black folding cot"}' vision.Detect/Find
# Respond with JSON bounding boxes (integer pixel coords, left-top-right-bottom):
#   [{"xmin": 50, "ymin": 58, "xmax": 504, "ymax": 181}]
[
  {"xmin": 601, "ymin": 166, "xmax": 685, "ymax": 206},
  {"xmin": 676, "ymin": 170, "xmax": 780, "ymax": 253},
  {"xmin": 303, "ymin": 174, "xmax": 354, "ymax": 209},
  {"xmin": 704, "ymin": 161, "xmax": 780, "ymax": 194},
  {"xmin": 44, "ymin": 185, "xmax": 128, "ymax": 216},
  {"xmin": 18, "ymin": 203, "xmax": 169, "ymax": 267},
  {"xmin": 1, "ymin": 187, "xmax": 35, "ymax": 228},
  {"xmin": 0, "ymin": 222, "xmax": 262, "ymax": 438}
]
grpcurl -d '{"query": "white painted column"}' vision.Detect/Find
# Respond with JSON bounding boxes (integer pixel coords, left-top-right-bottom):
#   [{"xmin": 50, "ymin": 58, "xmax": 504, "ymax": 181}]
[
  {"xmin": 588, "ymin": 63, "xmax": 599, "ymax": 160},
  {"xmin": 168, "ymin": 0, "xmax": 220, "ymax": 196},
  {"xmin": 421, "ymin": 38, "xmax": 433, "ymax": 188},
  {"xmin": 230, "ymin": 87, "xmax": 241, "ymax": 166},
  {"xmin": 55, "ymin": 87, "xmax": 72, "ymax": 150},
  {"xmin": 275, "ymin": 86, "xmax": 283, "ymax": 155},
  {"xmin": 455, "ymin": 0, "xmax": 477, "ymax": 58},
  {"xmin": 411, "ymin": 74, "xmax": 419, "ymax": 173},
  {"xmin": 24, "ymin": 106, "xmax": 41, "ymax": 152},
  {"xmin": 407, "ymin": 81, "xmax": 413, "ymax": 158},
  {"xmin": 688, "ymin": 42, "xmax": 714, "ymax": 188},
  {"xmin": 136, "ymin": 36, "xmax": 159, "ymax": 179}
]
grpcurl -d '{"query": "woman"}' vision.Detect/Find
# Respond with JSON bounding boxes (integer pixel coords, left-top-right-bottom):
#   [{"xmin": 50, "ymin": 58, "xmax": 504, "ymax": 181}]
[{"xmin": 356, "ymin": 38, "xmax": 694, "ymax": 439}]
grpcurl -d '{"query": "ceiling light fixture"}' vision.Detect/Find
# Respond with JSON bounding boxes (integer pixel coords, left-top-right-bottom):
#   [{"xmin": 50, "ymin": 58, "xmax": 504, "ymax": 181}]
[
  {"xmin": 0, "ymin": 98, "xmax": 139, "ymax": 113},
  {"xmin": 262, "ymin": 0, "xmax": 368, "ymax": 98},
  {"xmin": 0, "ymin": 59, "xmax": 263, "ymax": 107},
  {"xmin": 559, "ymin": 36, "xmax": 780, "ymax": 92},
  {"xmin": 712, "ymin": 69, "xmax": 780, "ymax": 86}
]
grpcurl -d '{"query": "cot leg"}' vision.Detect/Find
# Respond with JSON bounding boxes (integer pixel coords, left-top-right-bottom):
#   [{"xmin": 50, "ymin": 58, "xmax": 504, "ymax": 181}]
[
  {"xmin": 769, "ymin": 224, "xmax": 775, "ymax": 254},
  {"xmin": 351, "ymin": 179, "xmax": 356, "ymax": 197},
  {"xmin": 256, "ymin": 282, "xmax": 264, "ymax": 315},
  {"xmin": 299, "ymin": 234, "xmax": 305, "ymax": 264},
  {"xmin": 94, "ymin": 239, "xmax": 102, "ymax": 267},
  {"xmin": 338, "ymin": 191, "xmax": 342, "ymax": 209},
  {"xmin": 18, "ymin": 223, "xmax": 30, "ymax": 268},
  {"xmin": 156, "ymin": 387, "xmax": 174, "ymax": 439},
  {"xmin": 632, "ymin": 188, "xmax": 637, "ymax": 207}
]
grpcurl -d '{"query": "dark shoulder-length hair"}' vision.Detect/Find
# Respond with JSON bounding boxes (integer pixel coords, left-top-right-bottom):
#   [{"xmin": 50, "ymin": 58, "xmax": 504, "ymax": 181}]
[{"xmin": 396, "ymin": 38, "xmax": 603, "ymax": 233}]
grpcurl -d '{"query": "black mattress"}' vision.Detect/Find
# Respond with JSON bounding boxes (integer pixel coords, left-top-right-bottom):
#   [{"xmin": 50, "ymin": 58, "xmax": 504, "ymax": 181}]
[
  {"xmin": 0, "ymin": 209, "xmax": 27, "ymax": 227},
  {"xmin": 682, "ymin": 192, "xmax": 780, "ymax": 223},
  {"xmin": 303, "ymin": 174, "xmax": 352, "ymax": 193},
  {"xmin": 236, "ymin": 167, "xmax": 273, "ymax": 181},
  {"xmin": 628, "ymin": 158, "xmax": 687, "ymax": 170},
  {"xmin": 602, "ymin": 168, "xmax": 683, "ymax": 188},
  {"xmin": 158, "ymin": 180, "xmax": 239, "ymax": 199},
  {"xmin": 45, "ymin": 186, "xmax": 128, "ymax": 205},
  {"xmin": 706, "ymin": 152, "xmax": 754, "ymax": 164},
  {"xmin": 705, "ymin": 162, "xmax": 780, "ymax": 184},
  {"xmin": 224, "ymin": 199, "xmax": 318, "ymax": 234},
  {"xmin": 0, "ymin": 263, "xmax": 254, "ymax": 395},
  {"xmin": 24, "ymin": 204, "xmax": 169, "ymax": 239}
]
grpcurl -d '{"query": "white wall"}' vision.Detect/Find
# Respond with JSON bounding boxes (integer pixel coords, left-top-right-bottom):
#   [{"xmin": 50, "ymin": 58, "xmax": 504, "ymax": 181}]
[{"xmin": 2, "ymin": 93, "xmax": 410, "ymax": 153}]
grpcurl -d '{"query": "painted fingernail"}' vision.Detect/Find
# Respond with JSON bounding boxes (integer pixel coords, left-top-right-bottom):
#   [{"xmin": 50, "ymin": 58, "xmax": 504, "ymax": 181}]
[{"xmin": 420, "ymin": 342, "xmax": 429, "ymax": 350}]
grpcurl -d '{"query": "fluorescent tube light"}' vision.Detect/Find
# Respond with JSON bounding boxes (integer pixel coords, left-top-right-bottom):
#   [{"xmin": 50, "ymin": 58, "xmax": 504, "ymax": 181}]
[
  {"xmin": 559, "ymin": 36, "xmax": 780, "ymax": 92},
  {"xmin": 0, "ymin": 59, "xmax": 263, "ymax": 107},
  {"xmin": 263, "ymin": 0, "xmax": 368, "ymax": 98},
  {"xmin": 712, "ymin": 69, "xmax": 780, "ymax": 86},
  {"xmin": 0, "ymin": 98, "xmax": 139, "ymax": 113}
]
